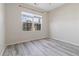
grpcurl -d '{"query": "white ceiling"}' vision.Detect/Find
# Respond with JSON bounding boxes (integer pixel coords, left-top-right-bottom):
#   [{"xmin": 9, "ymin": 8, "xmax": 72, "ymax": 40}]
[{"xmin": 28, "ymin": 3, "xmax": 64, "ymax": 12}]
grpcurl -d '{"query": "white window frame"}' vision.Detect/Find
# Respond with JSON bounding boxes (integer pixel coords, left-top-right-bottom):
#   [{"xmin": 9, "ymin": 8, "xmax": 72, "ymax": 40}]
[{"xmin": 21, "ymin": 12, "xmax": 42, "ymax": 31}]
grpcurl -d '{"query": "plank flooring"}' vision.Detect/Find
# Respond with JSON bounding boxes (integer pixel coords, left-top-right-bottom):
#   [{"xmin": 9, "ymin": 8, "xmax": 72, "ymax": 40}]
[{"xmin": 3, "ymin": 38, "xmax": 79, "ymax": 56}]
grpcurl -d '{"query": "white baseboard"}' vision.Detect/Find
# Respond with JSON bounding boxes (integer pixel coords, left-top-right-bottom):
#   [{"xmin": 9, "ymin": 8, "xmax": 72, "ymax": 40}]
[
  {"xmin": 52, "ymin": 37, "xmax": 79, "ymax": 46},
  {"xmin": 0, "ymin": 47, "xmax": 6, "ymax": 56},
  {"xmin": 6, "ymin": 37, "xmax": 48, "ymax": 46}
]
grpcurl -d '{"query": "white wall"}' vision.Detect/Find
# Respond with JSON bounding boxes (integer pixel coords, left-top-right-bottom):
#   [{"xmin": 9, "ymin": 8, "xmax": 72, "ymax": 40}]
[
  {"xmin": 5, "ymin": 4, "xmax": 48, "ymax": 45},
  {"xmin": 49, "ymin": 4, "xmax": 79, "ymax": 46},
  {"xmin": 6, "ymin": 3, "xmax": 79, "ymax": 46},
  {"xmin": 0, "ymin": 4, "xmax": 5, "ymax": 55}
]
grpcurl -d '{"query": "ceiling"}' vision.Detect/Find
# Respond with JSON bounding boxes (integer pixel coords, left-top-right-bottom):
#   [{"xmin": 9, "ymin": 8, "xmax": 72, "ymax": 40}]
[{"xmin": 27, "ymin": 3, "xmax": 64, "ymax": 12}]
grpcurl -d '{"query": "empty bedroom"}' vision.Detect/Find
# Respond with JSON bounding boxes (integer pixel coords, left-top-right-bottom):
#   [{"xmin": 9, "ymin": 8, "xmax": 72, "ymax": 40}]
[{"xmin": 0, "ymin": 3, "xmax": 79, "ymax": 56}]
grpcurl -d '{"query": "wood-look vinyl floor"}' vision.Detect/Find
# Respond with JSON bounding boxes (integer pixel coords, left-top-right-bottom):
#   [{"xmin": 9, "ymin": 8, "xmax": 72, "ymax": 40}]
[{"xmin": 3, "ymin": 38, "xmax": 79, "ymax": 56}]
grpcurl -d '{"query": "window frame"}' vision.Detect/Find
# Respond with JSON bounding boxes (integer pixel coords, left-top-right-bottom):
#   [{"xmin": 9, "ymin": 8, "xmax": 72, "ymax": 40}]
[{"xmin": 21, "ymin": 12, "xmax": 42, "ymax": 31}]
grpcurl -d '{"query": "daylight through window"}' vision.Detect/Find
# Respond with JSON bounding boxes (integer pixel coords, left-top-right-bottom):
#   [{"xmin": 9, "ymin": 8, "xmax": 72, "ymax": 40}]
[{"xmin": 21, "ymin": 12, "xmax": 42, "ymax": 31}]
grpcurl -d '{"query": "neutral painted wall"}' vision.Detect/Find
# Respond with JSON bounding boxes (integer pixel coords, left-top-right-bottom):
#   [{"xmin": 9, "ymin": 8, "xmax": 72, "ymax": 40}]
[
  {"xmin": 0, "ymin": 4, "xmax": 5, "ymax": 55},
  {"xmin": 49, "ymin": 4, "xmax": 79, "ymax": 46},
  {"xmin": 5, "ymin": 4, "xmax": 48, "ymax": 45}
]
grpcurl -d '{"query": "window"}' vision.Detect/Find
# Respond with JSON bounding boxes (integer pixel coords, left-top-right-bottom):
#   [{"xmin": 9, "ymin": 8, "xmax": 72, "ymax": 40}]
[
  {"xmin": 34, "ymin": 17, "xmax": 41, "ymax": 30},
  {"xmin": 21, "ymin": 12, "xmax": 42, "ymax": 31}
]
